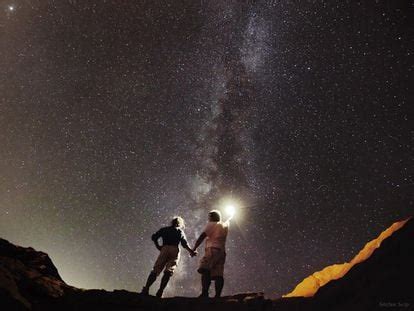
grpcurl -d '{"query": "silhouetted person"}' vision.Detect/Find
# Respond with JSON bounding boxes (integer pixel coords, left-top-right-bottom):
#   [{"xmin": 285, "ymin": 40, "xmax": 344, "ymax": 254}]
[
  {"xmin": 141, "ymin": 216, "xmax": 196, "ymax": 298},
  {"xmin": 193, "ymin": 210, "xmax": 229, "ymax": 298}
]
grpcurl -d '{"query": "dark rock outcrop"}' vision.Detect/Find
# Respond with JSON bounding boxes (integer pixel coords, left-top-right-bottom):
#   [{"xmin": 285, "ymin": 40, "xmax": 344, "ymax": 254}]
[
  {"xmin": 0, "ymin": 238, "xmax": 73, "ymax": 310},
  {"xmin": 0, "ymin": 217, "xmax": 413, "ymax": 310}
]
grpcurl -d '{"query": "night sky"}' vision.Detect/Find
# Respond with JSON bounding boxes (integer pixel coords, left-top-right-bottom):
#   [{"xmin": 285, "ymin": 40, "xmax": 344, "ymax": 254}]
[{"xmin": 0, "ymin": 0, "xmax": 413, "ymax": 298}]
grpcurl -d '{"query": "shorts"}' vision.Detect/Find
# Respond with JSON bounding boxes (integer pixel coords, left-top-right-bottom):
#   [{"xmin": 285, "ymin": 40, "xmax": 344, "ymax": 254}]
[
  {"xmin": 198, "ymin": 247, "xmax": 226, "ymax": 278},
  {"xmin": 152, "ymin": 245, "xmax": 180, "ymax": 276}
]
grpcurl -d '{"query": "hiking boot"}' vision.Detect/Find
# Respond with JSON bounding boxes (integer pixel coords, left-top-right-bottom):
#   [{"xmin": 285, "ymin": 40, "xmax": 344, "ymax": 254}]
[{"xmin": 198, "ymin": 292, "xmax": 209, "ymax": 298}]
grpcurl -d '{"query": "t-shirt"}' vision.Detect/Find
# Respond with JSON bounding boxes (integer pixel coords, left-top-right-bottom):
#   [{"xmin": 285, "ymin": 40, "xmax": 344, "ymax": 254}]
[
  {"xmin": 152, "ymin": 226, "xmax": 189, "ymax": 248},
  {"xmin": 203, "ymin": 221, "xmax": 229, "ymax": 250}
]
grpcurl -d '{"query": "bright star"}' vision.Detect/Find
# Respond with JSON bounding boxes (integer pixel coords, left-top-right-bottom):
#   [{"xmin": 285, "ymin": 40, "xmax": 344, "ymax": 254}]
[{"xmin": 8, "ymin": 5, "xmax": 15, "ymax": 11}]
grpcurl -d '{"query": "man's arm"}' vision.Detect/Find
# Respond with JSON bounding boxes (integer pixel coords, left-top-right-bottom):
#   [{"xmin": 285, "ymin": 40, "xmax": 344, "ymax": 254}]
[{"xmin": 192, "ymin": 232, "xmax": 207, "ymax": 251}]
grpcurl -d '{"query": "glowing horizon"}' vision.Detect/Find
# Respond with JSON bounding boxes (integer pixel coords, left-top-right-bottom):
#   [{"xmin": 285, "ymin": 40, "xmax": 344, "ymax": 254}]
[{"xmin": 284, "ymin": 218, "xmax": 410, "ymax": 298}]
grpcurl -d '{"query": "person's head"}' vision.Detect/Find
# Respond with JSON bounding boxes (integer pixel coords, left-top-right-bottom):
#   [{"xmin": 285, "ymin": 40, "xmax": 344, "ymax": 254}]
[
  {"xmin": 208, "ymin": 210, "xmax": 221, "ymax": 222},
  {"xmin": 171, "ymin": 216, "xmax": 185, "ymax": 229}
]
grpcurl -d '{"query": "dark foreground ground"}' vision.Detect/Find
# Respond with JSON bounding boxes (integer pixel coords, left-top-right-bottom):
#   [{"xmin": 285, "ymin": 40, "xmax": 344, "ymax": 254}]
[{"xmin": 1, "ymin": 218, "xmax": 413, "ymax": 310}]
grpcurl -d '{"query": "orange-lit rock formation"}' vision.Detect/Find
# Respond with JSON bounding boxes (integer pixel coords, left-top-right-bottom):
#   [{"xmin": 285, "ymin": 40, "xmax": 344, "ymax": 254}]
[{"xmin": 284, "ymin": 219, "xmax": 409, "ymax": 298}]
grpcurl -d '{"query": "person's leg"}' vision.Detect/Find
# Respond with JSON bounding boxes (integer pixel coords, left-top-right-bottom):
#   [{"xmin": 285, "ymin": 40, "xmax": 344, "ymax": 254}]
[
  {"xmin": 142, "ymin": 248, "xmax": 167, "ymax": 294},
  {"xmin": 156, "ymin": 246, "xmax": 179, "ymax": 298},
  {"xmin": 214, "ymin": 276, "xmax": 224, "ymax": 298},
  {"xmin": 156, "ymin": 271, "xmax": 172, "ymax": 298},
  {"xmin": 142, "ymin": 270, "xmax": 157, "ymax": 294},
  {"xmin": 211, "ymin": 249, "xmax": 225, "ymax": 298},
  {"xmin": 198, "ymin": 247, "xmax": 214, "ymax": 297},
  {"xmin": 200, "ymin": 270, "xmax": 211, "ymax": 298}
]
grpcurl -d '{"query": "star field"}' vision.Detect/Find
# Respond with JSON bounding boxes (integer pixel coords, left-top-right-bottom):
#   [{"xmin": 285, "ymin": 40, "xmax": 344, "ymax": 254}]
[{"xmin": 0, "ymin": 0, "xmax": 412, "ymax": 298}]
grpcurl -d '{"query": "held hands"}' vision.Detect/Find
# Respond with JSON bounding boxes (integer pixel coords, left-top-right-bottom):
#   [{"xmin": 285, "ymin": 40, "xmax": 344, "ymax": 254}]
[{"xmin": 189, "ymin": 248, "xmax": 198, "ymax": 257}]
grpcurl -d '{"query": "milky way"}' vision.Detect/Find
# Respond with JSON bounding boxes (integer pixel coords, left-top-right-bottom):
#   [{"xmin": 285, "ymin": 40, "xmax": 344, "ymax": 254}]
[{"xmin": 0, "ymin": 0, "xmax": 412, "ymax": 297}]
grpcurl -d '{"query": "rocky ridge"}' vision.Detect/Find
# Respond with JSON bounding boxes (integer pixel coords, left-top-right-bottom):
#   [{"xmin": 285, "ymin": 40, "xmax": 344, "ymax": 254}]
[{"xmin": 1, "ymin": 217, "xmax": 413, "ymax": 310}]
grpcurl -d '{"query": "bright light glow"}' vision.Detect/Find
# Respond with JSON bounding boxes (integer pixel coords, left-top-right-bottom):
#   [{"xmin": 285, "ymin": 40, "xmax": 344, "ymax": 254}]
[
  {"xmin": 8, "ymin": 5, "xmax": 15, "ymax": 11},
  {"xmin": 225, "ymin": 204, "xmax": 236, "ymax": 218},
  {"xmin": 218, "ymin": 196, "xmax": 242, "ymax": 221}
]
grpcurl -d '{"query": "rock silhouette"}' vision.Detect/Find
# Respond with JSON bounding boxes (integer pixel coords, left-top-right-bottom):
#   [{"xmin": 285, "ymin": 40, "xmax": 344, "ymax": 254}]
[{"xmin": 1, "ymin": 218, "xmax": 413, "ymax": 310}]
